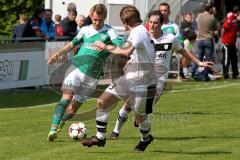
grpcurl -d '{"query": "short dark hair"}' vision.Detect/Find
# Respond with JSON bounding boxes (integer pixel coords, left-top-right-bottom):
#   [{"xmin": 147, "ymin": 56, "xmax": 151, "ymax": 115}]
[
  {"xmin": 184, "ymin": 12, "xmax": 192, "ymax": 17},
  {"xmin": 187, "ymin": 30, "xmax": 197, "ymax": 41},
  {"xmin": 44, "ymin": 9, "xmax": 53, "ymax": 13},
  {"xmin": 159, "ymin": 3, "xmax": 170, "ymax": 10},
  {"xmin": 204, "ymin": 3, "xmax": 214, "ymax": 12},
  {"xmin": 33, "ymin": 7, "xmax": 44, "ymax": 17},
  {"xmin": 148, "ymin": 10, "xmax": 164, "ymax": 24}
]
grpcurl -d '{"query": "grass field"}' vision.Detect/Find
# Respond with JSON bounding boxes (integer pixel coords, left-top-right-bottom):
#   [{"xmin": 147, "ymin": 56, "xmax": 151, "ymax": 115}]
[{"xmin": 1, "ymin": 80, "xmax": 240, "ymax": 160}]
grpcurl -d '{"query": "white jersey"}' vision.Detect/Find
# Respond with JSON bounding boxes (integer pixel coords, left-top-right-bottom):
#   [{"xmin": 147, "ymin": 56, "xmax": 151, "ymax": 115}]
[
  {"xmin": 152, "ymin": 32, "xmax": 182, "ymax": 80},
  {"xmin": 124, "ymin": 25, "xmax": 156, "ymax": 85}
]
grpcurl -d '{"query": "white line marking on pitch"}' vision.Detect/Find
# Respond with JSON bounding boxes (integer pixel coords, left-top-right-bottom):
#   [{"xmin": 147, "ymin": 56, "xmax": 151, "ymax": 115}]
[
  {"xmin": 1, "ymin": 82, "xmax": 240, "ymax": 110},
  {"xmin": 172, "ymin": 82, "xmax": 240, "ymax": 93},
  {"xmin": 0, "ymin": 103, "xmax": 56, "ymax": 111}
]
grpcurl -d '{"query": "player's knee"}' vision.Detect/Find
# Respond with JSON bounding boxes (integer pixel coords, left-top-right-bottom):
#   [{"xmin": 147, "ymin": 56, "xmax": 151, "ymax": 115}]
[
  {"xmin": 97, "ymin": 98, "xmax": 104, "ymax": 109},
  {"xmin": 124, "ymin": 103, "xmax": 132, "ymax": 112},
  {"xmin": 67, "ymin": 101, "xmax": 80, "ymax": 114},
  {"xmin": 67, "ymin": 106, "xmax": 75, "ymax": 115},
  {"xmin": 63, "ymin": 93, "xmax": 73, "ymax": 101}
]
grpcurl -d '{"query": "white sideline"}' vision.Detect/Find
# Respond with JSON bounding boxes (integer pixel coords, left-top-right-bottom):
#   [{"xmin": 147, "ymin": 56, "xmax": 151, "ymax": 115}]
[
  {"xmin": 0, "ymin": 103, "xmax": 56, "ymax": 111},
  {"xmin": 0, "ymin": 82, "xmax": 240, "ymax": 110},
  {"xmin": 172, "ymin": 82, "xmax": 240, "ymax": 93}
]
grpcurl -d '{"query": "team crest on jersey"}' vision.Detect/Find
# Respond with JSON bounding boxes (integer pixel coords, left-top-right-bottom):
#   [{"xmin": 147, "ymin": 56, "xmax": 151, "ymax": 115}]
[
  {"xmin": 154, "ymin": 43, "xmax": 172, "ymax": 51},
  {"xmin": 164, "ymin": 44, "xmax": 169, "ymax": 50}
]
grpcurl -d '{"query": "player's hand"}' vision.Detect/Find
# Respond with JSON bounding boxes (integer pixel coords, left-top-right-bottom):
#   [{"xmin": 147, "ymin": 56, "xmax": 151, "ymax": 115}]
[
  {"xmin": 48, "ymin": 53, "xmax": 59, "ymax": 65},
  {"xmin": 93, "ymin": 41, "xmax": 105, "ymax": 51},
  {"xmin": 199, "ymin": 61, "xmax": 214, "ymax": 68}
]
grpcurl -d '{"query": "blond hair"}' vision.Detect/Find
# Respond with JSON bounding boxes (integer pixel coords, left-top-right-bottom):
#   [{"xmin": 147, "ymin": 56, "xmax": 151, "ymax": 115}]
[{"xmin": 90, "ymin": 4, "xmax": 107, "ymax": 18}]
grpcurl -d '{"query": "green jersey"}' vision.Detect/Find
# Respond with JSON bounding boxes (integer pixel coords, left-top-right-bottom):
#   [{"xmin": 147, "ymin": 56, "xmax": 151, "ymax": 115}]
[
  {"xmin": 71, "ymin": 24, "xmax": 125, "ymax": 79},
  {"xmin": 161, "ymin": 21, "xmax": 183, "ymax": 43}
]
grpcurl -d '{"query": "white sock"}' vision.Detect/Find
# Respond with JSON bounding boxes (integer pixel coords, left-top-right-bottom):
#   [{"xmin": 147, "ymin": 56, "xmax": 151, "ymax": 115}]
[
  {"xmin": 96, "ymin": 108, "xmax": 109, "ymax": 140},
  {"xmin": 113, "ymin": 105, "xmax": 129, "ymax": 134},
  {"xmin": 183, "ymin": 68, "xmax": 189, "ymax": 77}
]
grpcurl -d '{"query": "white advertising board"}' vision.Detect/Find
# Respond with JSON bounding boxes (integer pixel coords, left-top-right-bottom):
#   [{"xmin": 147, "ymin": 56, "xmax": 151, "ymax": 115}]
[{"xmin": 0, "ymin": 51, "xmax": 45, "ymax": 90}]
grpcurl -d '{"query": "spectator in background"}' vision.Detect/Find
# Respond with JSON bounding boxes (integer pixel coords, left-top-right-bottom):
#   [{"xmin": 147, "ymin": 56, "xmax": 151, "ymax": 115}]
[
  {"xmin": 41, "ymin": 9, "xmax": 55, "ymax": 40},
  {"xmin": 181, "ymin": 12, "xmax": 195, "ymax": 40},
  {"xmin": 22, "ymin": 7, "xmax": 49, "ymax": 41},
  {"xmin": 180, "ymin": 12, "xmax": 196, "ymax": 79},
  {"xmin": 192, "ymin": 3, "xmax": 218, "ymax": 81},
  {"xmin": 73, "ymin": 15, "xmax": 86, "ymax": 54},
  {"xmin": 13, "ymin": 13, "xmax": 27, "ymax": 42},
  {"xmin": 67, "ymin": 2, "xmax": 77, "ymax": 11},
  {"xmin": 60, "ymin": 9, "xmax": 77, "ymax": 39},
  {"xmin": 83, "ymin": 15, "xmax": 92, "ymax": 26},
  {"xmin": 182, "ymin": 30, "xmax": 197, "ymax": 79},
  {"xmin": 191, "ymin": 13, "xmax": 198, "ymax": 32},
  {"xmin": 221, "ymin": 8, "xmax": 240, "ymax": 79},
  {"xmin": 54, "ymin": 15, "xmax": 62, "ymax": 36},
  {"xmin": 76, "ymin": 15, "xmax": 86, "ymax": 32}
]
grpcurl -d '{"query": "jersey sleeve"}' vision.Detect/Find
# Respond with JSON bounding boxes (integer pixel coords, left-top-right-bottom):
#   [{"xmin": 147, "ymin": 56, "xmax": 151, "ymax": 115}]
[
  {"xmin": 108, "ymin": 29, "xmax": 126, "ymax": 46},
  {"xmin": 127, "ymin": 28, "xmax": 144, "ymax": 48},
  {"xmin": 71, "ymin": 27, "xmax": 85, "ymax": 46}
]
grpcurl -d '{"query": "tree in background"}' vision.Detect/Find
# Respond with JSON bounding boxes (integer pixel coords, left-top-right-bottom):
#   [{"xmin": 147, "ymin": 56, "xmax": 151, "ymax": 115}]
[{"xmin": 0, "ymin": 0, "xmax": 44, "ymax": 37}]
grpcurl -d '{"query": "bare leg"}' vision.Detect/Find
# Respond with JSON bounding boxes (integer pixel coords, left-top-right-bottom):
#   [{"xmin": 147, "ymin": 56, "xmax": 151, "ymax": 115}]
[{"xmin": 81, "ymin": 92, "xmax": 120, "ymax": 147}]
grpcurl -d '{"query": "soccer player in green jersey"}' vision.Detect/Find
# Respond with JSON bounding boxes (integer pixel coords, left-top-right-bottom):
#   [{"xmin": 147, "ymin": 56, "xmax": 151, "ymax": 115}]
[
  {"xmin": 47, "ymin": 4, "xmax": 125, "ymax": 141},
  {"xmin": 159, "ymin": 2, "xmax": 183, "ymax": 43}
]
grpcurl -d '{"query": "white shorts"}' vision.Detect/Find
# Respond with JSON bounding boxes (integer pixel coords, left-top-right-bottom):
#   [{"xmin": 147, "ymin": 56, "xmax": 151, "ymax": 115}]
[
  {"xmin": 105, "ymin": 76, "xmax": 156, "ymax": 115},
  {"xmin": 61, "ymin": 66, "xmax": 98, "ymax": 103},
  {"xmin": 155, "ymin": 71, "xmax": 168, "ymax": 97}
]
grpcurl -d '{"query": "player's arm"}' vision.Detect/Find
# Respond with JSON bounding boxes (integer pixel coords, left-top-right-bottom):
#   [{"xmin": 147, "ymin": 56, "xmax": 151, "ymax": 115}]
[
  {"xmin": 177, "ymin": 48, "xmax": 213, "ymax": 68},
  {"xmin": 93, "ymin": 41, "xmax": 135, "ymax": 56},
  {"xmin": 100, "ymin": 29, "xmax": 131, "ymax": 56},
  {"xmin": 48, "ymin": 28, "xmax": 84, "ymax": 65},
  {"xmin": 48, "ymin": 42, "xmax": 74, "ymax": 65}
]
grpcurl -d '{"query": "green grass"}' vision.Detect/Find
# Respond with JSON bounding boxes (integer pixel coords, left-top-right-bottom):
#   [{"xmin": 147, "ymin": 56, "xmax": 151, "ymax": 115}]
[{"xmin": 1, "ymin": 80, "xmax": 240, "ymax": 160}]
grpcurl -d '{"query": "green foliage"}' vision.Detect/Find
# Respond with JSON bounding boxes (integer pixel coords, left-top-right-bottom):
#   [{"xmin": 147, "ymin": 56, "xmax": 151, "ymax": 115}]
[{"xmin": 0, "ymin": 0, "xmax": 44, "ymax": 37}]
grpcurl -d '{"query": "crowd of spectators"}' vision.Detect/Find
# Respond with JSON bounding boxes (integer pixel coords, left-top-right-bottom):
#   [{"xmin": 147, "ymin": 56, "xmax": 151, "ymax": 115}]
[
  {"xmin": 179, "ymin": 2, "xmax": 239, "ymax": 80},
  {"xmin": 12, "ymin": 2, "xmax": 90, "ymax": 42},
  {"xmin": 11, "ymin": 2, "xmax": 239, "ymax": 80}
]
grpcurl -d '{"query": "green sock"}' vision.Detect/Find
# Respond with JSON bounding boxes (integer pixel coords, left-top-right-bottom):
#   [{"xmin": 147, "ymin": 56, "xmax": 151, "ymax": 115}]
[
  {"xmin": 50, "ymin": 98, "xmax": 70, "ymax": 132},
  {"xmin": 61, "ymin": 111, "xmax": 74, "ymax": 124},
  {"xmin": 61, "ymin": 101, "xmax": 82, "ymax": 123}
]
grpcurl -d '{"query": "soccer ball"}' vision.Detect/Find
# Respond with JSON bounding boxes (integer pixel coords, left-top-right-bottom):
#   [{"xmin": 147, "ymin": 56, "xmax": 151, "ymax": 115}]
[{"xmin": 68, "ymin": 122, "xmax": 87, "ymax": 140}]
